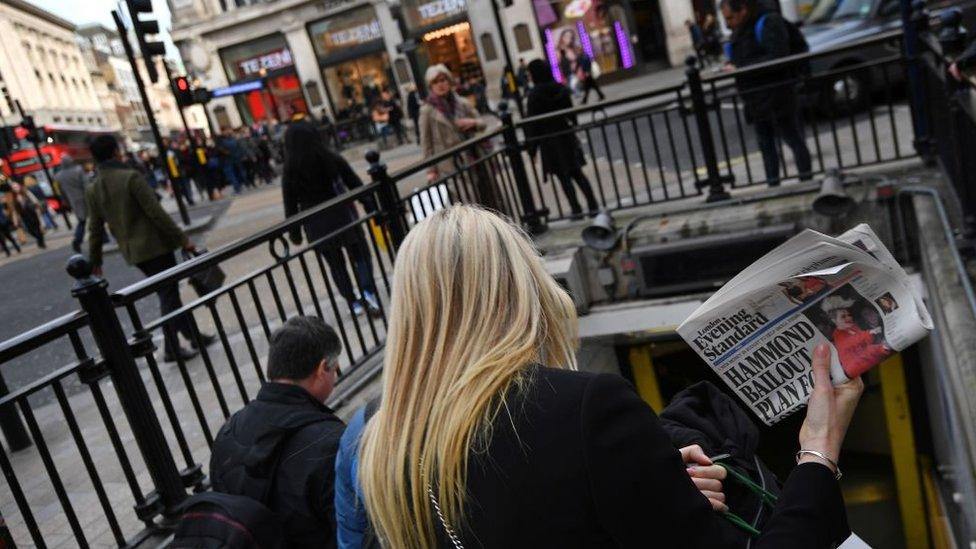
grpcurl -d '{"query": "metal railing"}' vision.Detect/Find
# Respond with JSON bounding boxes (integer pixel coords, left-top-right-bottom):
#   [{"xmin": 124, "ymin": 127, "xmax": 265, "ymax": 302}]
[
  {"xmin": 0, "ymin": 179, "xmax": 405, "ymax": 546},
  {"xmin": 914, "ymin": 7, "xmax": 976, "ymax": 233},
  {"xmin": 0, "ymin": 4, "xmax": 963, "ymax": 546}
]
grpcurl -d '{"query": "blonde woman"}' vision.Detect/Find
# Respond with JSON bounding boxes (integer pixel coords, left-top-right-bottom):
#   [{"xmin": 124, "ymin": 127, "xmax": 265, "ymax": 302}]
[{"xmin": 357, "ymin": 205, "xmax": 862, "ymax": 548}]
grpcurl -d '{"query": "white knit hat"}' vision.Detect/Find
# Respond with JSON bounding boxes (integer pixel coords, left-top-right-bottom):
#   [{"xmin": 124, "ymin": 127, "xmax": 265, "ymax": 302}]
[{"xmin": 425, "ymin": 64, "xmax": 454, "ymax": 86}]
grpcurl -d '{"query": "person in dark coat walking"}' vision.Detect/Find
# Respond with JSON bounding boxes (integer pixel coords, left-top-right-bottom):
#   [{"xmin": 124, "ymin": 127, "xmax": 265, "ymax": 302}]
[
  {"xmin": 525, "ymin": 59, "xmax": 599, "ymax": 217},
  {"xmin": 722, "ymin": 0, "xmax": 812, "ymax": 186},
  {"xmin": 85, "ymin": 135, "xmax": 211, "ymax": 362},
  {"xmin": 357, "ymin": 206, "xmax": 861, "ymax": 548},
  {"xmin": 407, "ymin": 85, "xmax": 422, "ymax": 144},
  {"xmin": 210, "ymin": 316, "xmax": 346, "ymax": 549},
  {"xmin": 282, "ymin": 121, "xmax": 380, "ymax": 317}
]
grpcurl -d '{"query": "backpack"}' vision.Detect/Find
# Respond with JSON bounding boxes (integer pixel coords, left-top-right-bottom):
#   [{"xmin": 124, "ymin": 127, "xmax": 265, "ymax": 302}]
[
  {"xmin": 171, "ymin": 416, "xmax": 328, "ymax": 548},
  {"xmin": 755, "ymin": 13, "xmax": 811, "ymax": 76}
]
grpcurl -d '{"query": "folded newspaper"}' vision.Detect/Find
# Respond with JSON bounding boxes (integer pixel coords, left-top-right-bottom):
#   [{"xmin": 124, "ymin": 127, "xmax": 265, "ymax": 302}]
[{"xmin": 677, "ymin": 224, "xmax": 933, "ymax": 426}]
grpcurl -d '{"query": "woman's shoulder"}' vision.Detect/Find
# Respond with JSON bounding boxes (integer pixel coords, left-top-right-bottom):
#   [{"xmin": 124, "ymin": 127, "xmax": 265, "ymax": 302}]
[{"xmin": 522, "ymin": 366, "xmax": 630, "ymax": 404}]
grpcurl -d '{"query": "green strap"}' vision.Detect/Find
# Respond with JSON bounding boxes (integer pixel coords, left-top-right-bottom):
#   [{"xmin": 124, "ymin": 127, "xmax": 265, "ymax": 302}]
[{"xmin": 712, "ymin": 458, "xmax": 779, "ymax": 537}]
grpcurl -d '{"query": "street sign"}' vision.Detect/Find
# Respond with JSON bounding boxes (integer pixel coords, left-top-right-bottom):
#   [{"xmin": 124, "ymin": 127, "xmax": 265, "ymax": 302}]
[{"xmin": 211, "ymin": 80, "xmax": 265, "ymax": 98}]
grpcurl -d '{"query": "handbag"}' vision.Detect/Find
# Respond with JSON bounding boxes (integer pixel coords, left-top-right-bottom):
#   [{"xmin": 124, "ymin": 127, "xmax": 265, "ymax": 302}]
[{"xmin": 181, "ymin": 247, "xmax": 226, "ymax": 296}]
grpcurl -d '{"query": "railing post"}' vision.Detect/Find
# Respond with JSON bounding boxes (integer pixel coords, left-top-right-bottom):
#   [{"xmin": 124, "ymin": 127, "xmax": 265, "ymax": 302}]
[
  {"xmin": 685, "ymin": 56, "xmax": 731, "ymax": 202},
  {"xmin": 903, "ymin": 0, "xmax": 934, "ymax": 158},
  {"xmin": 66, "ymin": 255, "xmax": 187, "ymax": 523},
  {"xmin": 366, "ymin": 150, "xmax": 407, "ymax": 250},
  {"xmin": 0, "ymin": 373, "xmax": 31, "ymax": 451},
  {"xmin": 498, "ymin": 101, "xmax": 548, "ymax": 235}
]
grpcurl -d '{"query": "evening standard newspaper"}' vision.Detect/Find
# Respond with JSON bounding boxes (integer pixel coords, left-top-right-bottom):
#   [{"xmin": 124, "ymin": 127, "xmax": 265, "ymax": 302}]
[{"xmin": 677, "ymin": 224, "xmax": 933, "ymax": 426}]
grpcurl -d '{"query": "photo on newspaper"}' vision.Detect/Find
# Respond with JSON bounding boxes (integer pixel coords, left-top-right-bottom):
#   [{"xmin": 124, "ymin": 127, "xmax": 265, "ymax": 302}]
[{"xmin": 677, "ymin": 224, "xmax": 932, "ymax": 426}]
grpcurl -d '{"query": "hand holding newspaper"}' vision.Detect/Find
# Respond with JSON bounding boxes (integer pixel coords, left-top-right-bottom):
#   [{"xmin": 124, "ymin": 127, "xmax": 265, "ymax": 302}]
[{"xmin": 677, "ymin": 224, "xmax": 932, "ymax": 426}]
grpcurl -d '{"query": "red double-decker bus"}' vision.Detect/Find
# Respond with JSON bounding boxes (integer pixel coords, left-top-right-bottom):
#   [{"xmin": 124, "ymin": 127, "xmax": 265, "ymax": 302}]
[{"xmin": 1, "ymin": 124, "xmax": 119, "ymax": 184}]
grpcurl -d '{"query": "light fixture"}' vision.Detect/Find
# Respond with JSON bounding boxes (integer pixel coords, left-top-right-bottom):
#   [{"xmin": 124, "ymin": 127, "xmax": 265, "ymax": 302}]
[{"xmin": 423, "ymin": 22, "xmax": 470, "ymax": 42}]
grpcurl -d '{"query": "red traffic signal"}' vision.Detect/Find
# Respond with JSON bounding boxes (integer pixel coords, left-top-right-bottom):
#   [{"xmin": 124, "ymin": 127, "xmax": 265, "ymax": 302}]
[{"xmin": 172, "ymin": 76, "xmax": 194, "ymax": 107}]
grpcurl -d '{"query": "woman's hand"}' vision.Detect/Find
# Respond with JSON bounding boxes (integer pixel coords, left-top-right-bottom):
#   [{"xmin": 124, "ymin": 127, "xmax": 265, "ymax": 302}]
[
  {"xmin": 798, "ymin": 343, "xmax": 864, "ymax": 474},
  {"xmin": 455, "ymin": 118, "xmax": 479, "ymax": 132},
  {"xmin": 949, "ymin": 62, "xmax": 962, "ymax": 82},
  {"xmin": 680, "ymin": 444, "xmax": 728, "ymax": 512}
]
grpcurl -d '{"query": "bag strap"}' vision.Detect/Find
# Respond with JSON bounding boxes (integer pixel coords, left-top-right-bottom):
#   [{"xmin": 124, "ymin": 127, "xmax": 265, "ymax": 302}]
[
  {"xmin": 259, "ymin": 416, "xmax": 329, "ymax": 505},
  {"xmin": 754, "ymin": 13, "xmax": 769, "ymax": 45}
]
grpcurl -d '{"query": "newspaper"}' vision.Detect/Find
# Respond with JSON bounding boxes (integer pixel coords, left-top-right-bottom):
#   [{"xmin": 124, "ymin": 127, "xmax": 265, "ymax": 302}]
[{"xmin": 677, "ymin": 224, "xmax": 932, "ymax": 426}]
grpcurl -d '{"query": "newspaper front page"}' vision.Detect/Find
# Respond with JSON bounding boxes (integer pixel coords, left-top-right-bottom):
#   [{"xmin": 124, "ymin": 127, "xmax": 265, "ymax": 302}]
[{"xmin": 677, "ymin": 225, "xmax": 932, "ymax": 426}]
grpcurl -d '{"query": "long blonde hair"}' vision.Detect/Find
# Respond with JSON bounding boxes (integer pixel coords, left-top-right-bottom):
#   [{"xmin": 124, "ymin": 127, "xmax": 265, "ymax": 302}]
[{"xmin": 358, "ymin": 205, "xmax": 578, "ymax": 548}]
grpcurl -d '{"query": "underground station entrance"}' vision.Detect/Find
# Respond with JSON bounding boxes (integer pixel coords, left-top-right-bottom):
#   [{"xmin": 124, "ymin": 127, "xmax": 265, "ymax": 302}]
[{"xmin": 533, "ymin": 175, "xmax": 973, "ymax": 549}]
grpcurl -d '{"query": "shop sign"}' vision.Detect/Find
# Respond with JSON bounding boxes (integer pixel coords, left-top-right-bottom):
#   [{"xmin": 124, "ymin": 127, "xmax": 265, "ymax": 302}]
[
  {"xmin": 237, "ymin": 48, "xmax": 294, "ymax": 77},
  {"xmin": 325, "ymin": 20, "xmax": 382, "ymax": 48},
  {"xmin": 416, "ymin": 0, "xmax": 465, "ymax": 20},
  {"xmin": 403, "ymin": 0, "xmax": 467, "ymax": 33},
  {"xmin": 212, "ymin": 80, "xmax": 265, "ymax": 98}
]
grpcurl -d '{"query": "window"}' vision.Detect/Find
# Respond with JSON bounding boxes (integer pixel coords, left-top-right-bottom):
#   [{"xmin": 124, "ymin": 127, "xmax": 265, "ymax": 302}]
[
  {"xmin": 53, "ymin": 116, "xmax": 61, "ymax": 122},
  {"xmin": 480, "ymin": 33, "xmax": 498, "ymax": 62},
  {"xmin": 513, "ymin": 24, "xmax": 533, "ymax": 52}
]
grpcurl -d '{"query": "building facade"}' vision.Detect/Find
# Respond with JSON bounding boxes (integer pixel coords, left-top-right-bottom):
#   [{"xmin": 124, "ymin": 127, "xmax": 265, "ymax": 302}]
[
  {"xmin": 0, "ymin": 0, "xmax": 107, "ymax": 128},
  {"xmin": 169, "ymin": 0, "xmax": 699, "ymax": 130}
]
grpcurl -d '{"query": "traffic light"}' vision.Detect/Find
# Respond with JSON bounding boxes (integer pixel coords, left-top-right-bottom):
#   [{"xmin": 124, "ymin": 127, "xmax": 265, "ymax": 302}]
[
  {"xmin": 126, "ymin": 0, "xmax": 166, "ymax": 83},
  {"xmin": 20, "ymin": 115, "xmax": 39, "ymax": 143},
  {"xmin": 172, "ymin": 76, "xmax": 194, "ymax": 107},
  {"xmin": 192, "ymin": 87, "xmax": 212, "ymax": 105},
  {"xmin": 0, "ymin": 126, "xmax": 14, "ymax": 156}
]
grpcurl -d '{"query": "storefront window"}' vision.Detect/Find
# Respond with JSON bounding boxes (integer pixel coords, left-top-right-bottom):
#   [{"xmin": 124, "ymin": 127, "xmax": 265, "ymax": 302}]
[
  {"xmin": 310, "ymin": 6, "xmax": 396, "ymax": 116},
  {"xmin": 418, "ymin": 21, "xmax": 482, "ymax": 84},
  {"xmin": 321, "ymin": 52, "xmax": 394, "ymax": 115},
  {"xmin": 218, "ymin": 33, "xmax": 309, "ymax": 124},
  {"xmin": 534, "ymin": 0, "xmax": 640, "ymax": 83}
]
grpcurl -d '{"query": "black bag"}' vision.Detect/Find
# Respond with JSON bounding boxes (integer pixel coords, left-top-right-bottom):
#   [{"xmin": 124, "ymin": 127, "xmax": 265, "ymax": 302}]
[
  {"xmin": 171, "ymin": 417, "xmax": 326, "ymax": 548},
  {"xmin": 181, "ymin": 248, "xmax": 226, "ymax": 296},
  {"xmin": 755, "ymin": 14, "xmax": 811, "ymax": 77},
  {"xmin": 170, "ymin": 492, "xmax": 285, "ymax": 549}
]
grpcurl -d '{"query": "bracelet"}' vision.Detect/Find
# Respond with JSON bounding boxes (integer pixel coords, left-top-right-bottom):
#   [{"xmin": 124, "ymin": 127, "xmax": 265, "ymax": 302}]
[{"xmin": 796, "ymin": 450, "xmax": 842, "ymax": 480}]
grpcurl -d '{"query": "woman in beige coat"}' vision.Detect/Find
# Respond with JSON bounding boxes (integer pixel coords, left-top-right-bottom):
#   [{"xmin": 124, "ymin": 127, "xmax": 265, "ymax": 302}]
[{"xmin": 418, "ymin": 64, "xmax": 501, "ymax": 210}]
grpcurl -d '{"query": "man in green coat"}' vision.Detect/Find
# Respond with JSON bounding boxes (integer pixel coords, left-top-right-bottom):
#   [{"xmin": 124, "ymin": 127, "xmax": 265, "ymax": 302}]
[{"xmin": 86, "ymin": 135, "xmax": 211, "ymax": 362}]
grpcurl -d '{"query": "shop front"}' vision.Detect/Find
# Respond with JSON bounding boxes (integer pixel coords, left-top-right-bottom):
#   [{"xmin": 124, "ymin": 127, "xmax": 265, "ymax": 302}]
[
  {"xmin": 533, "ymin": 0, "xmax": 666, "ymax": 82},
  {"xmin": 218, "ymin": 33, "xmax": 309, "ymax": 125},
  {"xmin": 400, "ymin": 0, "xmax": 483, "ymax": 85},
  {"xmin": 308, "ymin": 5, "xmax": 396, "ymax": 117}
]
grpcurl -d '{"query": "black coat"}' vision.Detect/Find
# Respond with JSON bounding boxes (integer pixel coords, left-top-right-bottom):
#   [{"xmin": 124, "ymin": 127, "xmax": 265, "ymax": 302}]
[
  {"xmin": 525, "ymin": 81, "xmax": 584, "ymax": 180},
  {"xmin": 729, "ymin": 10, "xmax": 798, "ymax": 122},
  {"xmin": 452, "ymin": 366, "xmax": 849, "ymax": 548},
  {"xmin": 209, "ymin": 383, "xmax": 346, "ymax": 548},
  {"xmin": 282, "ymin": 150, "xmax": 369, "ymax": 243}
]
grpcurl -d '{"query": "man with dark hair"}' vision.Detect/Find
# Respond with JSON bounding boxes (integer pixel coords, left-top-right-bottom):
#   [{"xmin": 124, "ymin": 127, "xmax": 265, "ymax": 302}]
[
  {"xmin": 722, "ymin": 0, "xmax": 812, "ymax": 186},
  {"xmin": 210, "ymin": 316, "xmax": 346, "ymax": 548},
  {"xmin": 85, "ymin": 134, "xmax": 208, "ymax": 362}
]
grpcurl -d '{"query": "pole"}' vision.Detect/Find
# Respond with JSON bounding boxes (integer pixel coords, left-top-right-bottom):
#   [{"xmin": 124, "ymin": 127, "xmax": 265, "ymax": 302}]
[
  {"xmin": 498, "ymin": 102, "xmax": 546, "ymax": 233},
  {"xmin": 489, "ymin": 0, "xmax": 525, "ymax": 117},
  {"xmin": 67, "ymin": 254, "xmax": 187, "ymax": 519},
  {"xmin": 901, "ymin": 0, "xmax": 932, "ymax": 158},
  {"xmin": 14, "ymin": 100, "xmax": 71, "ymax": 229},
  {"xmin": 162, "ymin": 61, "xmax": 199, "ymax": 148},
  {"xmin": 112, "ymin": 9, "xmax": 191, "ymax": 226},
  {"xmin": 685, "ymin": 56, "xmax": 730, "ymax": 202}
]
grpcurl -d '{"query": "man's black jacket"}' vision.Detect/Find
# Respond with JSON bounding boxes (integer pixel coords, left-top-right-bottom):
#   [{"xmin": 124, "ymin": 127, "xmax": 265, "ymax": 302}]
[
  {"xmin": 728, "ymin": 9, "xmax": 798, "ymax": 122},
  {"xmin": 209, "ymin": 382, "xmax": 346, "ymax": 548}
]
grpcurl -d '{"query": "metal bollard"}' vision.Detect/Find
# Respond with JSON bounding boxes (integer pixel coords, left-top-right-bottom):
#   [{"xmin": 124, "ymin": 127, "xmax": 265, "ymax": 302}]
[
  {"xmin": 67, "ymin": 255, "xmax": 187, "ymax": 522},
  {"xmin": 366, "ymin": 150, "xmax": 407, "ymax": 250},
  {"xmin": 685, "ymin": 56, "xmax": 731, "ymax": 202},
  {"xmin": 498, "ymin": 101, "xmax": 548, "ymax": 235}
]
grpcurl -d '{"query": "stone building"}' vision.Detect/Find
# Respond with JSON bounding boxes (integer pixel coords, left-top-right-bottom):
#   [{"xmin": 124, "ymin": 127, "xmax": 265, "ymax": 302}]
[
  {"xmin": 0, "ymin": 0, "xmax": 108, "ymax": 127},
  {"xmin": 168, "ymin": 0, "xmax": 698, "ymax": 130}
]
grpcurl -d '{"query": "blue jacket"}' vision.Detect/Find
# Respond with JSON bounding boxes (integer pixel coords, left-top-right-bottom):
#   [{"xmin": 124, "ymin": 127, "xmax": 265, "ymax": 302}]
[{"xmin": 335, "ymin": 406, "xmax": 368, "ymax": 549}]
